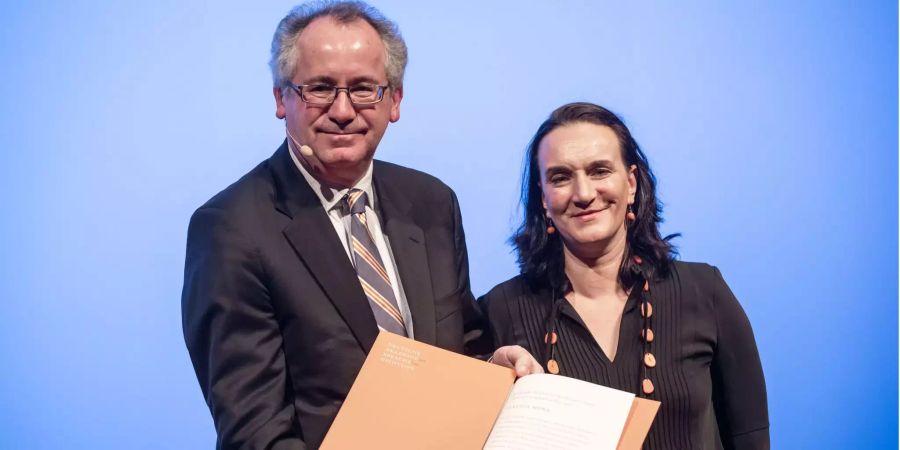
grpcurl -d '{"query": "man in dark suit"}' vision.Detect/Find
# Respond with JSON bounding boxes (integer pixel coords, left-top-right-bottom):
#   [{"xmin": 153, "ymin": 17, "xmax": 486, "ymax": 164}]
[{"xmin": 181, "ymin": 2, "xmax": 491, "ymax": 449}]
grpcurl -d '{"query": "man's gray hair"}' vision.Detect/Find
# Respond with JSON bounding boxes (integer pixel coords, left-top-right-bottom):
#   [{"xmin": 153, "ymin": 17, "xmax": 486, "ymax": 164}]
[{"xmin": 269, "ymin": 1, "xmax": 408, "ymax": 89}]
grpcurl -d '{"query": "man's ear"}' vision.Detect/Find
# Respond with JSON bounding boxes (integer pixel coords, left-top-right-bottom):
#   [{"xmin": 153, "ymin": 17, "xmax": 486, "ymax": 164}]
[
  {"xmin": 274, "ymin": 86, "xmax": 287, "ymax": 119},
  {"xmin": 389, "ymin": 85, "xmax": 403, "ymax": 122}
]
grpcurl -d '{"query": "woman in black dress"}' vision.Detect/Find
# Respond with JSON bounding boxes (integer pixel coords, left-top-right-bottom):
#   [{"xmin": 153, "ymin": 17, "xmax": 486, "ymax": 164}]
[{"xmin": 483, "ymin": 102, "xmax": 769, "ymax": 449}]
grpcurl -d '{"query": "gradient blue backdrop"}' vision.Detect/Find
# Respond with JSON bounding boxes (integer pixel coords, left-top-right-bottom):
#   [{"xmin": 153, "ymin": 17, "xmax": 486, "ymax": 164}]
[{"xmin": 1, "ymin": 1, "xmax": 896, "ymax": 448}]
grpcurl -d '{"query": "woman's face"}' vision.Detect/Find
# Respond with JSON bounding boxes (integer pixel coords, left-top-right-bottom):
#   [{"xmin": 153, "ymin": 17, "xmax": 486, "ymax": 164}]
[{"xmin": 538, "ymin": 122, "xmax": 636, "ymax": 258}]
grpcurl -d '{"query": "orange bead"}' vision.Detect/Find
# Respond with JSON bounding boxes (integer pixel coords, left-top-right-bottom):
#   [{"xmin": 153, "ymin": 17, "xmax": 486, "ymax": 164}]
[
  {"xmin": 644, "ymin": 352, "xmax": 657, "ymax": 368},
  {"xmin": 546, "ymin": 226, "xmax": 556, "ymax": 234},
  {"xmin": 632, "ymin": 255, "xmax": 643, "ymax": 265},
  {"xmin": 642, "ymin": 378, "xmax": 655, "ymax": 395},
  {"xmin": 544, "ymin": 332, "xmax": 558, "ymax": 344},
  {"xmin": 547, "ymin": 359, "xmax": 560, "ymax": 374},
  {"xmin": 626, "ymin": 211, "xmax": 636, "ymax": 221},
  {"xmin": 641, "ymin": 328, "xmax": 654, "ymax": 343},
  {"xmin": 641, "ymin": 302, "xmax": 653, "ymax": 318},
  {"xmin": 643, "ymin": 280, "xmax": 650, "ymax": 291}
]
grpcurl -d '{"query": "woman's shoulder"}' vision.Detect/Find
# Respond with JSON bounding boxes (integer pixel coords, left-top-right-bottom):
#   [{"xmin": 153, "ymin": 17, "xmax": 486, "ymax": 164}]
[
  {"xmin": 479, "ymin": 274, "xmax": 552, "ymax": 319},
  {"xmin": 667, "ymin": 260, "xmax": 727, "ymax": 285},
  {"xmin": 479, "ymin": 275, "xmax": 550, "ymax": 342},
  {"xmin": 481, "ymin": 274, "xmax": 536, "ymax": 303},
  {"xmin": 656, "ymin": 260, "xmax": 732, "ymax": 305}
]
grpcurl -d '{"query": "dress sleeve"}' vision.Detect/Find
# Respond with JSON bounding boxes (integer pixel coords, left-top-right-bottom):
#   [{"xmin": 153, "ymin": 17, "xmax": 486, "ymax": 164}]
[
  {"xmin": 478, "ymin": 282, "xmax": 517, "ymax": 349},
  {"xmin": 709, "ymin": 266, "xmax": 770, "ymax": 449}
]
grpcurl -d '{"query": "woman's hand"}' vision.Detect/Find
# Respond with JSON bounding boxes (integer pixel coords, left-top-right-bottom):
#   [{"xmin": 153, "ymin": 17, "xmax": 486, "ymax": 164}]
[{"xmin": 490, "ymin": 345, "xmax": 545, "ymax": 377}]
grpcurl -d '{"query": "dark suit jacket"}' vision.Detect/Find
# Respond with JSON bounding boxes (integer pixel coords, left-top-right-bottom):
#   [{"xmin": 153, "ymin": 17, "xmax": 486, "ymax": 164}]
[{"xmin": 182, "ymin": 141, "xmax": 491, "ymax": 450}]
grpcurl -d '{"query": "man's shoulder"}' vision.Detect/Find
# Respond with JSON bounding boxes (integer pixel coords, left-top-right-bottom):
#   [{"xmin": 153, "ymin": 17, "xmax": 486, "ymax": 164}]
[
  {"xmin": 373, "ymin": 159, "xmax": 451, "ymax": 193},
  {"xmin": 194, "ymin": 156, "xmax": 275, "ymax": 218}
]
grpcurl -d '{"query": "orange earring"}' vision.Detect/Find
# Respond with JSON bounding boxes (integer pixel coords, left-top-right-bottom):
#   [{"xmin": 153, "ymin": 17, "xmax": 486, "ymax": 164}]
[{"xmin": 626, "ymin": 204, "xmax": 636, "ymax": 222}]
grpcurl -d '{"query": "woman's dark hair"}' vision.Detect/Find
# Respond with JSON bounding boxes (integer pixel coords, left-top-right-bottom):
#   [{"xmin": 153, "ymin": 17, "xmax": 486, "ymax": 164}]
[{"xmin": 512, "ymin": 102, "xmax": 678, "ymax": 291}]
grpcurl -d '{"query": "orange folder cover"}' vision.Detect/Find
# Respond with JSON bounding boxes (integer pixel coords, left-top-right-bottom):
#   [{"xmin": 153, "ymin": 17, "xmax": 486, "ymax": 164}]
[{"xmin": 321, "ymin": 332, "xmax": 658, "ymax": 450}]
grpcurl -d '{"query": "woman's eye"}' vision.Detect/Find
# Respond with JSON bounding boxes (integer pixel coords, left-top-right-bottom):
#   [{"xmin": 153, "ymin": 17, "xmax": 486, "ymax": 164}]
[{"xmin": 549, "ymin": 174, "xmax": 570, "ymax": 184}]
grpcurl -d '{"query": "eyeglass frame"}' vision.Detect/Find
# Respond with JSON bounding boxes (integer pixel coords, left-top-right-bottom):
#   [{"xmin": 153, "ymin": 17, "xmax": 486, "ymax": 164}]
[{"xmin": 284, "ymin": 82, "xmax": 390, "ymax": 105}]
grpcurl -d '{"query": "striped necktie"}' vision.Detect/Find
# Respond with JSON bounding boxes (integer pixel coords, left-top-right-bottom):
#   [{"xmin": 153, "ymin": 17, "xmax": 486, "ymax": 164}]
[{"xmin": 344, "ymin": 189, "xmax": 408, "ymax": 336}]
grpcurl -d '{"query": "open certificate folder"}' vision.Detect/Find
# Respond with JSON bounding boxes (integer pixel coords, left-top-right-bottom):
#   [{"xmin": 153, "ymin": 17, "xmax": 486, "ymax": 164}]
[{"xmin": 321, "ymin": 332, "xmax": 660, "ymax": 450}]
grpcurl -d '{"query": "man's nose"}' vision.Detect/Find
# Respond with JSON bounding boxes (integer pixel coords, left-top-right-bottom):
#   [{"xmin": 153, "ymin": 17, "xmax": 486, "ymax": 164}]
[{"xmin": 327, "ymin": 90, "xmax": 356, "ymax": 126}]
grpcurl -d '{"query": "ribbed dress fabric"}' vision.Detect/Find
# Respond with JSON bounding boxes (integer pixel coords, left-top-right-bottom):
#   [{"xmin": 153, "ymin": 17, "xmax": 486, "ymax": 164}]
[{"xmin": 480, "ymin": 261, "xmax": 769, "ymax": 450}]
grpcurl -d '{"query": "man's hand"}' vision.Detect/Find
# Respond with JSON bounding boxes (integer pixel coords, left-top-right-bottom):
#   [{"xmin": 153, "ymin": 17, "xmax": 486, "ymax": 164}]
[{"xmin": 489, "ymin": 345, "xmax": 544, "ymax": 377}]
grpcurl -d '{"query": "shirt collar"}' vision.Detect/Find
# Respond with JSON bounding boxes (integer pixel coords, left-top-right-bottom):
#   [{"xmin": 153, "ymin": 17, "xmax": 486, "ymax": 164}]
[{"xmin": 288, "ymin": 140, "xmax": 376, "ymax": 213}]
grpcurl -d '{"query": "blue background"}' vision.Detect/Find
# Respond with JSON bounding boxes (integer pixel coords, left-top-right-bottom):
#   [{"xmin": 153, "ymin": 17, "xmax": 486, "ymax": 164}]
[{"xmin": 1, "ymin": 1, "xmax": 896, "ymax": 448}]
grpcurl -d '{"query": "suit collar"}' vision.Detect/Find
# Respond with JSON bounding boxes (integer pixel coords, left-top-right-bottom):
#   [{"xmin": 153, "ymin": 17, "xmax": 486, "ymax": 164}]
[
  {"xmin": 270, "ymin": 140, "xmax": 310, "ymax": 219},
  {"xmin": 269, "ymin": 143, "xmax": 438, "ymax": 349},
  {"xmin": 287, "ymin": 141, "xmax": 376, "ymax": 214},
  {"xmin": 270, "ymin": 142, "xmax": 379, "ymax": 351}
]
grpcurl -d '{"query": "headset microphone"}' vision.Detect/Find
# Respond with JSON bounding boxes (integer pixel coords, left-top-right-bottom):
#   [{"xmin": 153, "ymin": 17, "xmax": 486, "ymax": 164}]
[{"xmin": 285, "ymin": 124, "xmax": 323, "ymax": 173}]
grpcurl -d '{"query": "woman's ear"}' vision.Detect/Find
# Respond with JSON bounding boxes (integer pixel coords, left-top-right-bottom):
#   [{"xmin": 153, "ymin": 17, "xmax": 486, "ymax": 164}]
[{"xmin": 628, "ymin": 164, "xmax": 637, "ymax": 202}]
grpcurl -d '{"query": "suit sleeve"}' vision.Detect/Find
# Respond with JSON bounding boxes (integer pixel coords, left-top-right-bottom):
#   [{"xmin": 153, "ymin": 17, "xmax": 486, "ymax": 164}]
[
  {"xmin": 708, "ymin": 266, "xmax": 770, "ymax": 450},
  {"xmin": 182, "ymin": 207, "xmax": 305, "ymax": 450},
  {"xmin": 448, "ymin": 190, "xmax": 494, "ymax": 358}
]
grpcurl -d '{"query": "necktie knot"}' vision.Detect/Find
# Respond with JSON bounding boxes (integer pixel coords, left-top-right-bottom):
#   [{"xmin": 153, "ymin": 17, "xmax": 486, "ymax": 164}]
[{"xmin": 344, "ymin": 189, "xmax": 368, "ymax": 215}]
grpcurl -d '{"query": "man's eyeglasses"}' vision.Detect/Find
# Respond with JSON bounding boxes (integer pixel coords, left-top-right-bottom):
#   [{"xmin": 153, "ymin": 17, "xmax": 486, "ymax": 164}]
[{"xmin": 286, "ymin": 83, "xmax": 388, "ymax": 105}]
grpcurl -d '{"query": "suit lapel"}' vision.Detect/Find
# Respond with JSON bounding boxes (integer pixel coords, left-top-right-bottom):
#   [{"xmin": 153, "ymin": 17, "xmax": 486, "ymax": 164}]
[
  {"xmin": 373, "ymin": 164, "xmax": 437, "ymax": 345},
  {"xmin": 269, "ymin": 142, "xmax": 379, "ymax": 352}
]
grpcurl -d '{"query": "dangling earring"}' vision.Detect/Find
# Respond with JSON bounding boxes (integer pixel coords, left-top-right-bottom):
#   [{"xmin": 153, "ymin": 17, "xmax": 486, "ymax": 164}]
[
  {"xmin": 546, "ymin": 215, "xmax": 556, "ymax": 234},
  {"xmin": 626, "ymin": 204, "xmax": 636, "ymax": 222}
]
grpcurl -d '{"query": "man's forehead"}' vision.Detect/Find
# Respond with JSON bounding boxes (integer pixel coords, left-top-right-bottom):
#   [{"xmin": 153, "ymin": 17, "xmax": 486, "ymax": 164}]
[{"xmin": 296, "ymin": 17, "xmax": 384, "ymax": 55}]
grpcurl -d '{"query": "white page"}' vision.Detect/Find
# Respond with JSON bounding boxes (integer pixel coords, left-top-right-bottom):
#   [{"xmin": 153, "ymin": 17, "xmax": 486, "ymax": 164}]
[{"xmin": 483, "ymin": 374, "xmax": 635, "ymax": 450}]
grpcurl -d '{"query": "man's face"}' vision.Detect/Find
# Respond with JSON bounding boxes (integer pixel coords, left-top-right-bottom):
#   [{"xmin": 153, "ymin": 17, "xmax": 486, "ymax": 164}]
[{"xmin": 274, "ymin": 17, "xmax": 402, "ymax": 185}]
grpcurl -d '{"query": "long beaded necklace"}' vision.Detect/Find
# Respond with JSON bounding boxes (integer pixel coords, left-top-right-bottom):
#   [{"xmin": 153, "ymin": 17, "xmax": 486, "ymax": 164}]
[{"xmin": 541, "ymin": 255, "xmax": 656, "ymax": 397}]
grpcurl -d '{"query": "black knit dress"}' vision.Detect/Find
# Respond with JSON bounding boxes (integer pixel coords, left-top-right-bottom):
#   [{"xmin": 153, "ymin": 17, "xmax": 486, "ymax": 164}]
[{"xmin": 480, "ymin": 261, "xmax": 769, "ymax": 450}]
